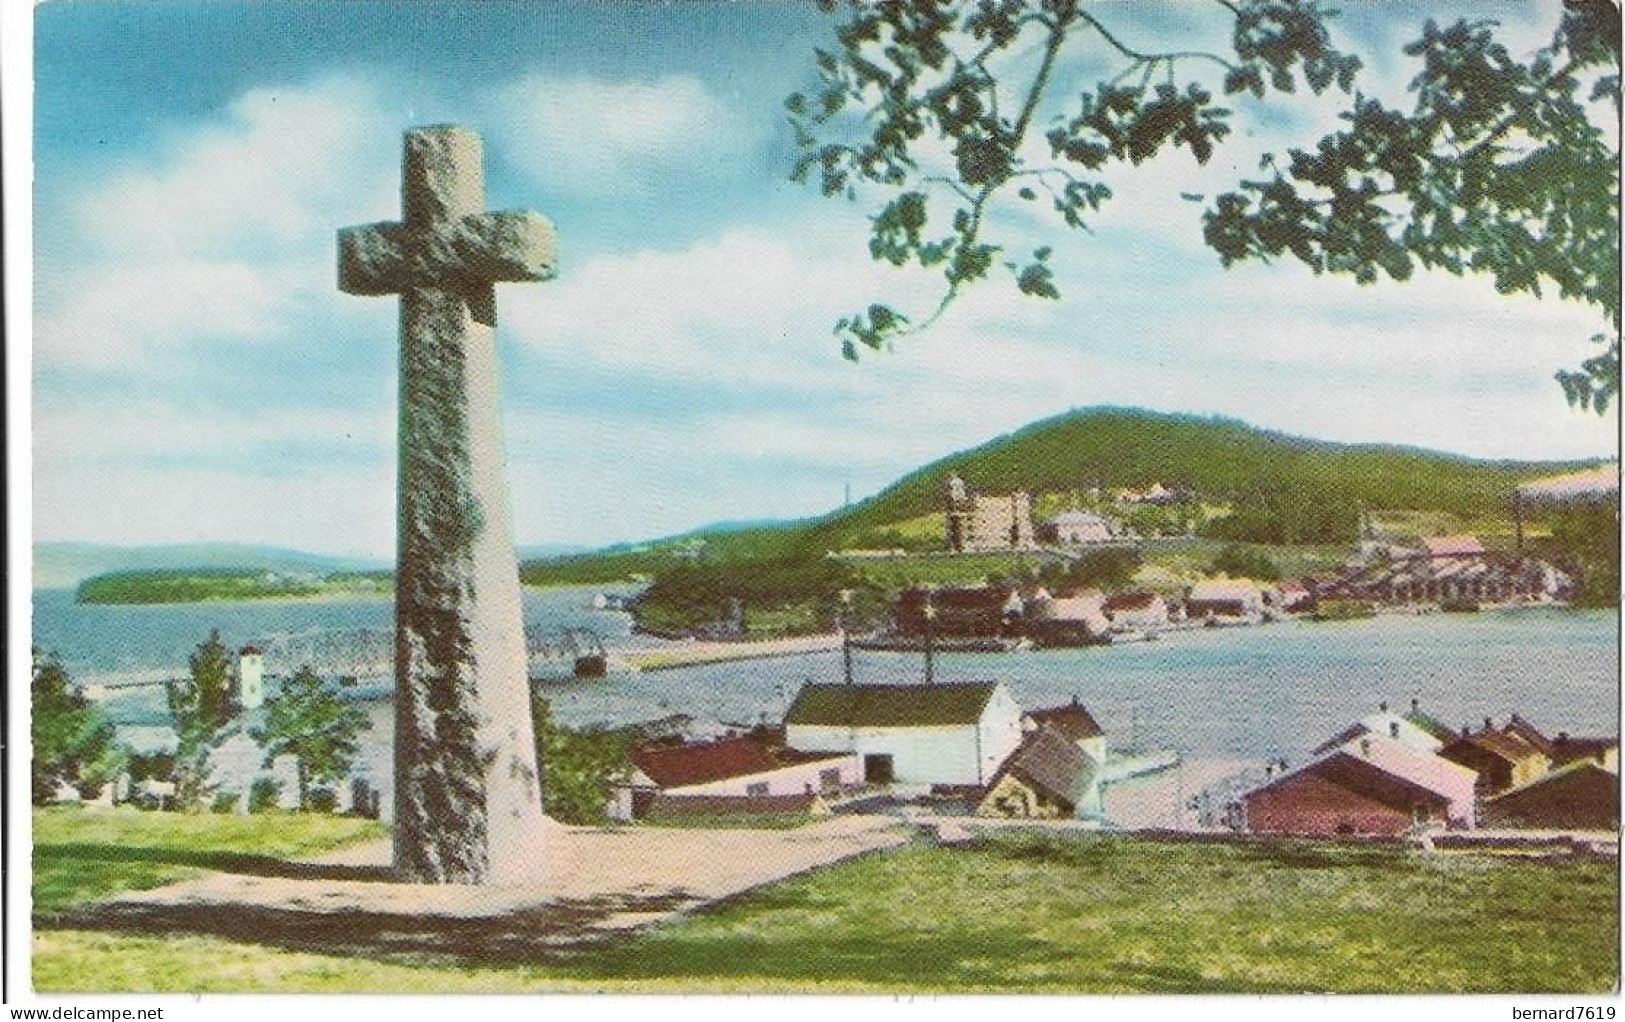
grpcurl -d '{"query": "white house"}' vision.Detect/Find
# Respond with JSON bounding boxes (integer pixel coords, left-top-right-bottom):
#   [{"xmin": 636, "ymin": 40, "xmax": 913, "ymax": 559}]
[
  {"xmin": 1046, "ymin": 510, "xmax": 1124, "ymax": 546},
  {"xmin": 784, "ymin": 681, "xmax": 1025, "ymax": 787},
  {"xmin": 1310, "ymin": 703, "xmax": 1447, "ymax": 758},
  {"xmin": 236, "ymin": 645, "xmax": 265, "ymax": 710},
  {"xmin": 1185, "ymin": 579, "xmax": 1265, "ymax": 620}
]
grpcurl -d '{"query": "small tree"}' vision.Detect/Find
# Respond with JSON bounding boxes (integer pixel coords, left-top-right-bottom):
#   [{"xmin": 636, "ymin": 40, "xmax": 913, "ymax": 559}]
[
  {"xmin": 532, "ymin": 698, "xmax": 635, "ymax": 825},
  {"xmin": 252, "ymin": 665, "xmax": 370, "ymax": 812},
  {"xmin": 165, "ymin": 630, "xmax": 240, "ymax": 810},
  {"xmin": 189, "ymin": 629, "xmax": 238, "ymax": 729},
  {"xmin": 31, "ymin": 650, "xmax": 124, "ymax": 805}
]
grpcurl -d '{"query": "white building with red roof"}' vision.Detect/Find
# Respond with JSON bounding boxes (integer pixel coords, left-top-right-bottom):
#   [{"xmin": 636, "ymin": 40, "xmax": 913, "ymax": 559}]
[{"xmin": 621, "ymin": 735, "xmax": 859, "ymax": 820}]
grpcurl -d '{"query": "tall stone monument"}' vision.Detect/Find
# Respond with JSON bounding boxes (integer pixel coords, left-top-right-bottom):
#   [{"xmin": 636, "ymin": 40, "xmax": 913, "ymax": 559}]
[{"xmin": 338, "ymin": 125, "xmax": 557, "ymax": 884}]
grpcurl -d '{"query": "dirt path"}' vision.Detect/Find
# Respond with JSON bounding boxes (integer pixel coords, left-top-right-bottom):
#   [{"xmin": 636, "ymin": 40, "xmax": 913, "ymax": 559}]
[{"xmin": 57, "ymin": 815, "xmax": 910, "ymax": 962}]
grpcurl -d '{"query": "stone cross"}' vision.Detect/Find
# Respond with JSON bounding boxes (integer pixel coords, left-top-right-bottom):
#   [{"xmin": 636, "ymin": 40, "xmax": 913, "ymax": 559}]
[{"xmin": 338, "ymin": 125, "xmax": 557, "ymax": 885}]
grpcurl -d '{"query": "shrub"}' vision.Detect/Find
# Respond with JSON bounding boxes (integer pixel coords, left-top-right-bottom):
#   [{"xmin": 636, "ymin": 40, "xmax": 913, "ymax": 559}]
[
  {"xmin": 248, "ymin": 777, "xmax": 283, "ymax": 813},
  {"xmin": 306, "ymin": 787, "xmax": 339, "ymax": 813},
  {"xmin": 210, "ymin": 791, "xmax": 241, "ymax": 814},
  {"xmin": 1208, "ymin": 544, "xmax": 1282, "ymax": 582}
]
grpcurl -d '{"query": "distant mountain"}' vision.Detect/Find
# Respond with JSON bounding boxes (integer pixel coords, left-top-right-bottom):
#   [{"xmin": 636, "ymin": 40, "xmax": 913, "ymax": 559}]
[{"xmin": 32, "ymin": 542, "xmax": 390, "ymax": 589}]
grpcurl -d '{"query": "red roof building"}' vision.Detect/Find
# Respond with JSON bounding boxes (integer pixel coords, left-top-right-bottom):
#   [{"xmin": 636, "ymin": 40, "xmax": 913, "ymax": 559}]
[
  {"xmin": 1239, "ymin": 735, "xmax": 1478, "ymax": 836},
  {"xmin": 624, "ymin": 736, "xmax": 860, "ymax": 820}
]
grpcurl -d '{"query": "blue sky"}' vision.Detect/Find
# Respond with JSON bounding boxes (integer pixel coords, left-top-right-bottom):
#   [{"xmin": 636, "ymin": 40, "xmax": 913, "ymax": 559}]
[{"xmin": 23, "ymin": 0, "xmax": 1619, "ymax": 557}]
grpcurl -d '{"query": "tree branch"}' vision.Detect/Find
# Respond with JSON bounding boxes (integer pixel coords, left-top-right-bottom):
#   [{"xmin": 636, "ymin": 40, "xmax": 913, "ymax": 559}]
[{"xmin": 1077, "ymin": 11, "xmax": 1239, "ymax": 73}]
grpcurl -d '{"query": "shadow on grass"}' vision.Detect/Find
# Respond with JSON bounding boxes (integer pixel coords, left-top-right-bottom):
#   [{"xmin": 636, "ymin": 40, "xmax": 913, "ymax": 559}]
[
  {"xmin": 37, "ymin": 843, "xmax": 399, "ymax": 884},
  {"xmin": 45, "ymin": 888, "xmax": 703, "ymax": 968}
]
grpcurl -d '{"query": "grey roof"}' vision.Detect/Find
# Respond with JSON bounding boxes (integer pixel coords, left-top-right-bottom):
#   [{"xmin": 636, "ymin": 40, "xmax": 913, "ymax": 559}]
[
  {"xmin": 993, "ymin": 725, "xmax": 1098, "ymax": 810},
  {"xmin": 785, "ymin": 682, "xmax": 1000, "ymax": 728}
]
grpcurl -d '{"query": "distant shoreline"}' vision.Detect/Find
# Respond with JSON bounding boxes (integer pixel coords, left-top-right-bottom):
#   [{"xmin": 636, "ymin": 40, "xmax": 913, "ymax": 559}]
[{"xmin": 620, "ymin": 634, "xmax": 842, "ymax": 672}]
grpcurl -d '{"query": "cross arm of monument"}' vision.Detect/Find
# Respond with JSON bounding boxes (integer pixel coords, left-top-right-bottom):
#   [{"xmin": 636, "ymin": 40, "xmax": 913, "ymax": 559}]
[{"xmin": 338, "ymin": 210, "xmax": 557, "ymax": 296}]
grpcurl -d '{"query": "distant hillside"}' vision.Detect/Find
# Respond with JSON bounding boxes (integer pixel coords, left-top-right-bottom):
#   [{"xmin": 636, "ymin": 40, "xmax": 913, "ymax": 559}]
[
  {"xmin": 32, "ymin": 542, "xmax": 389, "ymax": 590},
  {"xmin": 815, "ymin": 407, "xmax": 1603, "ymax": 542},
  {"xmin": 523, "ymin": 406, "xmax": 1606, "ymax": 582}
]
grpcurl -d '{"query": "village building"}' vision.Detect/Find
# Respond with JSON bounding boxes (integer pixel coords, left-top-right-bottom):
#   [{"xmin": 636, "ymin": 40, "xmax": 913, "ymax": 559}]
[
  {"xmin": 618, "ymin": 734, "xmax": 860, "ymax": 820},
  {"xmin": 1237, "ymin": 734, "xmax": 1478, "ymax": 836},
  {"xmin": 977, "ymin": 724, "xmax": 1102, "ymax": 820},
  {"xmin": 895, "ymin": 585, "xmax": 1023, "ymax": 638},
  {"xmin": 1184, "ymin": 579, "xmax": 1265, "ymax": 621},
  {"xmin": 1547, "ymin": 733, "xmax": 1620, "ymax": 773},
  {"xmin": 1420, "ymin": 535, "xmax": 1487, "ymax": 559},
  {"xmin": 1024, "ymin": 589, "xmax": 1111, "ymax": 647},
  {"xmin": 1102, "ymin": 590, "xmax": 1169, "ymax": 632},
  {"xmin": 1310, "ymin": 703, "xmax": 1446, "ymax": 758},
  {"xmin": 783, "ymin": 681, "xmax": 1025, "ymax": 788},
  {"xmin": 1041, "ymin": 510, "xmax": 1129, "ymax": 546},
  {"xmin": 1438, "ymin": 725, "xmax": 1551, "ymax": 796},
  {"xmin": 1024, "ymin": 697, "xmax": 1108, "ymax": 765},
  {"xmin": 1273, "ymin": 580, "xmax": 1314, "ymax": 614},
  {"xmin": 1116, "ymin": 482, "xmax": 1185, "ymax": 506},
  {"xmin": 1320, "ymin": 533, "xmax": 1572, "ymax": 607},
  {"xmin": 1401, "ymin": 698, "xmax": 1460, "ymax": 745},
  {"xmin": 1498, "ymin": 714, "xmax": 1558, "ymax": 758},
  {"xmin": 1481, "ymin": 760, "xmax": 1619, "ymax": 832},
  {"xmin": 944, "ymin": 474, "xmax": 1036, "ymax": 552}
]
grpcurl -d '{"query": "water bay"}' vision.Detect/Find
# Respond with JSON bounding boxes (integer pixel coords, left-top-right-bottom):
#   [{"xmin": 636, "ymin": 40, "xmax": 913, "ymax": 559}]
[{"xmin": 34, "ymin": 587, "xmax": 1616, "ymax": 760}]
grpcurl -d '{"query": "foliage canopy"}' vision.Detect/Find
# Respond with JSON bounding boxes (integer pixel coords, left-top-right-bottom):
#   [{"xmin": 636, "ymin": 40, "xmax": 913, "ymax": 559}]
[
  {"xmin": 252, "ymin": 665, "xmax": 371, "ymax": 811},
  {"xmin": 164, "ymin": 630, "xmax": 239, "ymax": 810},
  {"xmin": 791, "ymin": 0, "xmax": 1619, "ymax": 409},
  {"xmin": 31, "ymin": 652, "xmax": 124, "ymax": 805}
]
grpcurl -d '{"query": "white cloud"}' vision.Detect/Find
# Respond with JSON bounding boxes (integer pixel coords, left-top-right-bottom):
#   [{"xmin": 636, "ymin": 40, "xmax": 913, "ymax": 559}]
[
  {"xmin": 75, "ymin": 77, "xmax": 398, "ymax": 257},
  {"xmin": 487, "ymin": 74, "xmax": 762, "ymax": 196},
  {"xmin": 36, "ymin": 76, "xmax": 403, "ymax": 372}
]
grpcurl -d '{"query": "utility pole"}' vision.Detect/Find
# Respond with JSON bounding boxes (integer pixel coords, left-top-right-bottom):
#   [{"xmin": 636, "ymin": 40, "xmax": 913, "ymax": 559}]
[
  {"xmin": 923, "ymin": 595, "xmax": 937, "ymax": 685},
  {"xmin": 839, "ymin": 589, "xmax": 855, "ymax": 685}
]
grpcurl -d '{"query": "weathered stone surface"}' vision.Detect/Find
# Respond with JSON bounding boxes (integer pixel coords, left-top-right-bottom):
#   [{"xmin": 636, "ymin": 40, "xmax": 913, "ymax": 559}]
[
  {"xmin": 338, "ymin": 212, "xmax": 557, "ymax": 296},
  {"xmin": 338, "ymin": 124, "xmax": 558, "ymax": 885}
]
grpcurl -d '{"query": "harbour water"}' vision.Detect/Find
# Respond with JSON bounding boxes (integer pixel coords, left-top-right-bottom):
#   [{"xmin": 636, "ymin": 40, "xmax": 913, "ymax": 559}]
[{"xmin": 31, "ymin": 587, "xmax": 1619, "ymax": 812}]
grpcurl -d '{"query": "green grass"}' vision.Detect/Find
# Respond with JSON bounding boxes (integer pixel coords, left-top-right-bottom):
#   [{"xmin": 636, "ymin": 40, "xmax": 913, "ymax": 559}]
[
  {"xmin": 31, "ymin": 811, "xmax": 1619, "ymax": 993},
  {"xmin": 32, "ymin": 806, "xmax": 386, "ymax": 916}
]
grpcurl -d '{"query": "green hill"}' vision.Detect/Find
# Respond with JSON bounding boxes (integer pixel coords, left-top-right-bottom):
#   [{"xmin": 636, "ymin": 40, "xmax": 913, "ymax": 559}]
[
  {"xmin": 815, "ymin": 407, "xmax": 1598, "ymax": 540},
  {"xmin": 523, "ymin": 406, "xmax": 1605, "ymax": 583}
]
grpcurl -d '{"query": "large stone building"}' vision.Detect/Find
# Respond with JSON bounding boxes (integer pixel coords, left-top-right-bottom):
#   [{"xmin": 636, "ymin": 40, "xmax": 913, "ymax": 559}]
[{"xmin": 944, "ymin": 474, "xmax": 1036, "ymax": 552}]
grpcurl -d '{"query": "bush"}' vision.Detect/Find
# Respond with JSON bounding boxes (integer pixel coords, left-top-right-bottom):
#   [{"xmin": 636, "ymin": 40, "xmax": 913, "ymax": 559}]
[
  {"xmin": 533, "ymin": 698, "xmax": 634, "ymax": 825},
  {"xmin": 1209, "ymin": 544, "xmax": 1282, "ymax": 582},
  {"xmin": 248, "ymin": 777, "xmax": 283, "ymax": 813},
  {"xmin": 210, "ymin": 791, "xmax": 240, "ymax": 814},
  {"xmin": 306, "ymin": 787, "xmax": 339, "ymax": 813}
]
